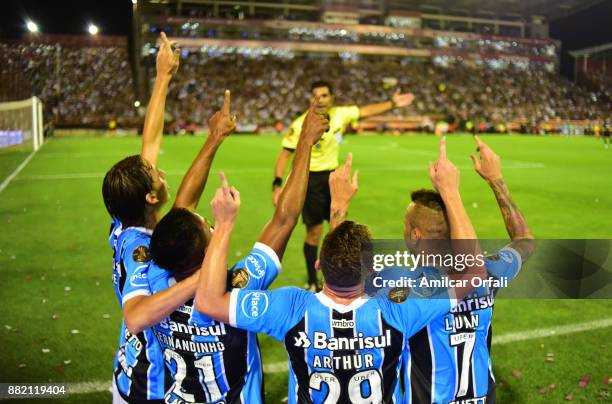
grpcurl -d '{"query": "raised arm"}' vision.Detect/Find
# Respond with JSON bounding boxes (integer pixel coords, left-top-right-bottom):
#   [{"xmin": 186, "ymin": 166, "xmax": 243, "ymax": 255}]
[
  {"xmin": 194, "ymin": 173, "xmax": 241, "ymax": 323},
  {"xmin": 259, "ymin": 99, "xmax": 329, "ymax": 258},
  {"xmin": 123, "ymin": 276, "xmax": 200, "ymax": 334},
  {"xmin": 358, "ymin": 89, "xmax": 414, "ymax": 119},
  {"xmin": 272, "ymin": 147, "xmax": 295, "ymax": 206},
  {"xmin": 470, "ymin": 135, "xmax": 535, "ymax": 261},
  {"xmin": 140, "ymin": 32, "xmax": 180, "ymax": 166},
  {"xmin": 173, "ymin": 90, "xmax": 236, "ymax": 210},
  {"xmin": 329, "ymin": 153, "xmax": 359, "ymax": 230},
  {"xmin": 429, "ymin": 137, "xmax": 485, "ymax": 300}
]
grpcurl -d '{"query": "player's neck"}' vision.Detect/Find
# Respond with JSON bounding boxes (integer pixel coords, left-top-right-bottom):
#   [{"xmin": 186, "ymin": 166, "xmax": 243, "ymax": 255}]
[
  {"xmin": 322, "ymin": 284, "xmax": 364, "ymax": 305},
  {"xmin": 143, "ymin": 210, "xmax": 159, "ymax": 230}
]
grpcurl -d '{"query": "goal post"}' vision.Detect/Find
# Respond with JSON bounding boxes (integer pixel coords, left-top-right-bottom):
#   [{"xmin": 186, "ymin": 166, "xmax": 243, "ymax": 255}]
[{"xmin": 0, "ymin": 96, "xmax": 44, "ymax": 152}]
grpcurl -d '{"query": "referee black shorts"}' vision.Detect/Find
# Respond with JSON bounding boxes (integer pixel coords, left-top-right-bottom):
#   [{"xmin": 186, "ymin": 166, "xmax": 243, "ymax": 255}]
[{"xmin": 302, "ymin": 171, "xmax": 332, "ymax": 226}]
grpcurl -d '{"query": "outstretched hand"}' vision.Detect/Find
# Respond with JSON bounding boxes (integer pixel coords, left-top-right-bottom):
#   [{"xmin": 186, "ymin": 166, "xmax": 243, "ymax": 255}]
[
  {"xmin": 301, "ymin": 96, "xmax": 330, "ymax": 146},
  {"xmin": 209, "ymin": 90, "xmax": 237, "ymax": 139},
  {"xmin": 210, "ymin": 172, "xmax": 240, "ymax": 225},
  {"xmin": 329, "ymin": 153, "xmax": 359, "ymax": 207},
  {"xmin": 157, "ymin": 32, "xmax": 180, "ymax": 77},
  {"xmin": 470, "ymin": 135, "xmax": 502, "ymax": 183},
  {"xmin": 391, "ymin": 89, "xmax": 415, "ymax": 108},
  {"xmin": 429, "ymin": 137, "xmax": 460, "ymax": 195}
]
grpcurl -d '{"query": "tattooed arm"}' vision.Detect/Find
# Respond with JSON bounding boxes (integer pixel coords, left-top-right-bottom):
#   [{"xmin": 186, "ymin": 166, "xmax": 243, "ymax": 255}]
[{"xmin": 470, "ymin": 136, "xmax": 535, "ymax": 261}]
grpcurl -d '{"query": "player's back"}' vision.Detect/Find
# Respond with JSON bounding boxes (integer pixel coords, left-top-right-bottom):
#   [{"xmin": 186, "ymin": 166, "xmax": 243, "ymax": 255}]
[
  {"xmin": 229, "ymin": 284, "xmax": 454, "ymax": 404},
  {"xmin": 283, "ymin": 291, "xmax": 406, "ymax": 403},
  {"xmin": 147, "ymin": 241, "xmax": 282, "ymax": 403},
  {"xmin": 152, "ymin": 295, "xmax": 261, "ymax": 404},
  {"xmin": 109, "ymin": 218, "xmax": 167, "ymax": 402}
]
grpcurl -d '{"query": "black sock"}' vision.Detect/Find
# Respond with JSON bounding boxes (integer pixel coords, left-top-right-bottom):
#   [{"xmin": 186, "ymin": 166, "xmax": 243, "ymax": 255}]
[{"xmin": 303, "ymin": 242, "xmax": 318, "ymax": 285}]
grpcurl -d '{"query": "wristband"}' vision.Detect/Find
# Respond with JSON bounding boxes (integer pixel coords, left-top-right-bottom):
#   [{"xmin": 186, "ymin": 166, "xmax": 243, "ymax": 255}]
[{"xmin": 272, "ymin": 177, "xmax": 283, "ymax": 189}]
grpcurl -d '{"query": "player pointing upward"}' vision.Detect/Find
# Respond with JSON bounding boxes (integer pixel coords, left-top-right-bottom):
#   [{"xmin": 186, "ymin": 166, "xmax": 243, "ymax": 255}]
[
  {"xmin": 198, "ymin": 139, "xmax": 489, "ymax": 403},
  {"xmin": 273, "ymin": 80, "xmax": 415, "ymax": 291}
]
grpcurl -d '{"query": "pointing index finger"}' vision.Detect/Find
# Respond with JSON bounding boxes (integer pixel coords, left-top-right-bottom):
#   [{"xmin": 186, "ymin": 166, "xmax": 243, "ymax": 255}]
[
  {"xmin": 219, "ymin": 172, "xmax": 229, "ymax": 190},
  {"xmin": 439, "ymin": 136, "xmax": 447, "ymax": 160},
  {"xmin": 345, "ymin": 152, "xmax": 353, "ymax": 173},
  {"xmin": 222, "ymin": 90, "xmax": 231, "ymax": 116}
]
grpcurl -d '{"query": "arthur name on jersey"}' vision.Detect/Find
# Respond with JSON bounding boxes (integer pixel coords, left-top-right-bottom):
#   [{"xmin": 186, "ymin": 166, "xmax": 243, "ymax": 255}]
[{"xmin": 293, "ymin": 330, "xmax": 391, "ymax": 370}]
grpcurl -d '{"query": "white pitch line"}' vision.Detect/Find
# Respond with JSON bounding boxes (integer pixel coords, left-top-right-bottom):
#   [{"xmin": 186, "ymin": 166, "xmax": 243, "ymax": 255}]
[
  {"xmin": 64, "ymin": 316, "xmax": 612, "ymax": 395},
  {"xmin": 492, "ymin": 317, "xmax": 612, "ymax": 345},
  {"xmin": 0, "ymin": 150, "xmax": 38, "ymax": 193}
]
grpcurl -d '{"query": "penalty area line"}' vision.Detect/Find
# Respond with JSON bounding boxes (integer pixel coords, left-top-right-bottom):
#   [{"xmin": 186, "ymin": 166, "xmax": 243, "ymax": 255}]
[{"xmin": 64, "ymin": 316, "xmax": 612, "ymax": 395}]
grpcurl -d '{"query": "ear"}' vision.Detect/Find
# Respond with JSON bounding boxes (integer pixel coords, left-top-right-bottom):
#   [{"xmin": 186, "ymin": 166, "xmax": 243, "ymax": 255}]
[
  {"xmin": 315, "ymin": 259, "xmax": 321, "ymax": 271},
  {"xmin": 145, "ymin": 191, "xmax": 160, "ymax": 206}
]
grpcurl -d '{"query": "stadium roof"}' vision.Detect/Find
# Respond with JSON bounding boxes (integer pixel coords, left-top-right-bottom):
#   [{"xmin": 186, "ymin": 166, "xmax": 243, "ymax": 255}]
[{"xmin": 387, "ymin": 0, "xmax": 607, "ymax": 21}]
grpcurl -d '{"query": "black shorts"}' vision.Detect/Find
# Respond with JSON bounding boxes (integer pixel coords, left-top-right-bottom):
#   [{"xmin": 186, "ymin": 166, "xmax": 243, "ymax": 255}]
[{"xmin": 302, "ymin": 171, "xmax": 332, "ymax": 225}]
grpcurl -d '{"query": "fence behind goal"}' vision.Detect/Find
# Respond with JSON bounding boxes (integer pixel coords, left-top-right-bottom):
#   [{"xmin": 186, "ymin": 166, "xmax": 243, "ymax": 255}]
[{"xmin": 0, "ymin": 97, "xmax": 44, "ymax": 188}]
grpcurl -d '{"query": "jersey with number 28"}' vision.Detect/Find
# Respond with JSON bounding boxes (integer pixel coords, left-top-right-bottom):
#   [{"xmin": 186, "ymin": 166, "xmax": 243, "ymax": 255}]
[{"xmin": 229, "ymin": 284, "xmax": 457, "ymax": 404}]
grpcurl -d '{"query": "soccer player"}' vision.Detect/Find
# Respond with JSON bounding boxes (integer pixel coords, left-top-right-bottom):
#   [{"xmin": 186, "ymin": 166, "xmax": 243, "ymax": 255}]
[
  {"xmin": 102, "ymin": 34, "xmax": 234, "ymax": 402},
  {"xmin": 146, "ymin": 100, "xmax": 329, "ymax": 402},
  {"xmin": 196, "ymin": 139, "xmax": 488, "ymax": 403},
  {"xmin": 404, "ymin": 135, "xmax": 535, "ymax": 403},
  {"xmin": 272, "ymin": 81, "xmax": 415, "ymax": 291}
]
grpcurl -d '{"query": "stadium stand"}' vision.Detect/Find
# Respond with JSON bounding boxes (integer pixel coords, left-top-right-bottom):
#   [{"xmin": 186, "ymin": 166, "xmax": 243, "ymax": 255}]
[{"xmin": 1, "ymin": 0, "xmax": 610, "ymax": 133}]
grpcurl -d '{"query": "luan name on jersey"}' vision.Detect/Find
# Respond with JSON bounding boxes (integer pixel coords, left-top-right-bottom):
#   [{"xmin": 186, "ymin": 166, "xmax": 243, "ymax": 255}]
[{"xmin": 405, "ymin": 247, "xmax": 522, "ymax": 403}]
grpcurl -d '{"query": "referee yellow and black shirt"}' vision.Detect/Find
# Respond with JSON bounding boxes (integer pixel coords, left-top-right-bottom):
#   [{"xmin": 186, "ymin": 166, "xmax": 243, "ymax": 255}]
[{"xmin": 282, "ymin": 105, "xmax": 360, "ymax": 172}]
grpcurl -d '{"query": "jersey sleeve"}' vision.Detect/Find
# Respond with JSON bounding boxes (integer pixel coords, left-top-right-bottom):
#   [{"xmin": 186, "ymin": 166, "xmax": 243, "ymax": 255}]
[
  {"xmin": 120, "ymin": 239, "xmax": 154, "ymax": 304},
  {"xmin": 485, "ymin": 246, "xmax": 522, "ymax": 282},
  {"xmin": 228, "ymin": 242, "xmax": 281, "ymax": 291},
  {"xmin": 337, "ymin": 105, "xmax": 360, "ymax": 125},
  {"xmin": 281, "ymin": 117, "xmax": 303, "ymax": 150},
  {"xmin": 147, "ymin": 262, "xmax": 171, "ymax": 294},
  {"xmin": 228, "ymin": 286, "xmax": 308, "ymax": 341},
  {"xmin": 381, "ymin": 268, "xmax": 456, "ymax": 337}
]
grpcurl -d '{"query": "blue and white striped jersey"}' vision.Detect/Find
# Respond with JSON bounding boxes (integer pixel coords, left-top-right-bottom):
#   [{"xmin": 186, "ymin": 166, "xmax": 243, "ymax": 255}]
[
  {"xmin": 148, "ymin": 242, "xmax": 281, "ymax": 404},
  {"xmin": 229, "ymin": 285, "xmax": 456, "ymax": 404},
  {"xmin": 109, "ymin": 218, "xmax": 167, "ymax": 402},
  {"xmin": 404, "ymin": 247, "xmax": 522, "ymax": 404}
]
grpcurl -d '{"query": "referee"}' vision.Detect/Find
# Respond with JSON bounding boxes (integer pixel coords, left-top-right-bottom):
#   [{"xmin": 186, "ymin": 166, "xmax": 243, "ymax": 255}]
[{"xmin": 272, "ymin": 80, "xmax": 415, "ymax": 290}]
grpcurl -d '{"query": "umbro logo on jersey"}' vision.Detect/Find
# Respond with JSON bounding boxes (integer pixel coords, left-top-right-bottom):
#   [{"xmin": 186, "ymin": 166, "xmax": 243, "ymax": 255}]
[
  {"xmin": 331, "ymin": 319, "xmax": 355, "ymax": 328},
  {"xmin": 293, "ymin": 332, "xmax": 311, "ymax": 348}
]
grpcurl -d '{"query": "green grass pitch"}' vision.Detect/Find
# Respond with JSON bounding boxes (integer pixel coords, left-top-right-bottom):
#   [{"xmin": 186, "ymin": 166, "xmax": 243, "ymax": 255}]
[{"xmin": 0, "ymin": 133, "xmax": 610, "ymax": 403}]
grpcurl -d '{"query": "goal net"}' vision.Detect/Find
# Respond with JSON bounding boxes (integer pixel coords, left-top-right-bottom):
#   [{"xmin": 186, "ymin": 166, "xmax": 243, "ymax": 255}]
[{"xmin": 0, "ymin": 97, "xmax": 44, "ymax": 152}]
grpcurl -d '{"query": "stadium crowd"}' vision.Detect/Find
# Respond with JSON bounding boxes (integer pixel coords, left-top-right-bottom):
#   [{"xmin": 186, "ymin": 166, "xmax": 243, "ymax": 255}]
[
  {"xmin": 1, "ymin": 41, "xmax": 610, "ymax": 132},
  {"xmin": 158, "ymin": 53, "xmax": 611, "ymax": 131},
  {"xmin": 1, "ymin": 42, "xmax": 137, "ymax": 128}
]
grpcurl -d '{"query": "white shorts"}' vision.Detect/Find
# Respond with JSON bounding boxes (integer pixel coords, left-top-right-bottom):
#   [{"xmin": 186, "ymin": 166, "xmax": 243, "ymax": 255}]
[{"xmin": 112, "ymin": 377, "xmax": 129, "ymax": 404}]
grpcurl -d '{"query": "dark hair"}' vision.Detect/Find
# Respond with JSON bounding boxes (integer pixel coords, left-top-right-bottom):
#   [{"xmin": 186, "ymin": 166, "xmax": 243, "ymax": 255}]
[
  {"xmin": 150, "ymin": 208, "xmax": 208, "ymax": 277},
  {"xmin": 310, "ymin": 80, "xmax": 333, "ymax": 94},
  {"xmin": 320, "ymin": 221, "xmax": 371, "ymax": 288},
  {"xmin": 102, "ymin": 155, "xmax": 153, "ymax": 227},
  {"xmin": 408, "ymin": 189, "xmax": 449, "ymax": 238}
]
